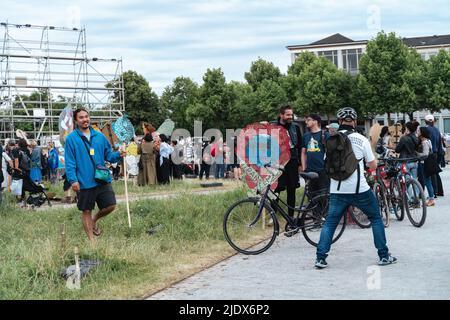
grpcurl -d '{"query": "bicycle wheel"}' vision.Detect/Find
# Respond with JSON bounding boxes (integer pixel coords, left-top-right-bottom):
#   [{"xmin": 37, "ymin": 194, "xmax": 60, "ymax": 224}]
[
  {"xmin": 349, "ymin": 206, "xmax": 371, "ymax": 228},
  {"xmin": 390, "ymin": 178, "xmax": 405, "ymax": 221},
  {"xmin": 301, "ymin": 193, "xmax": 346, "ymax": 247},
  {"xmin": 373, "ymin": 181, "xmax": 389, "ymax": 227},
  {"xmin": 223, "ymin": 197, "xmax": 278, "ymax": 255},
  {"xmin": 404, "ymin": 178, "xmax": 427, "ymax": 227}
]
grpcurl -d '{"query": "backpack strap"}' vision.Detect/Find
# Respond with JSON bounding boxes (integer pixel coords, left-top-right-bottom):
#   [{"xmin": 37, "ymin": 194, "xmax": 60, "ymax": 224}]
[
  {"xmin": 356, "ymin": 163, "xmax": 361, "ymax": 194},
  {"xmin": 76, "ymin": 131, "xmax": 97, "ymax": 172}
]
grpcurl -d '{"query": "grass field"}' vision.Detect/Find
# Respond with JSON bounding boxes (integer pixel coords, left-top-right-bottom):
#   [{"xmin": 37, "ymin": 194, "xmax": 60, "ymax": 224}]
[{"xmin": 0, "ymin": 181, "xmax": 304, "ymax": 299}]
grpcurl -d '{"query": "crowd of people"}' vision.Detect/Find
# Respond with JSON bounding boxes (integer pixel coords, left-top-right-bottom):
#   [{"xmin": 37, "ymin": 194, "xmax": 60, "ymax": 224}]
[
  {"xmin": 1, "ymin": 105, "xmax": 448, "ymax": 256},
  {"xmin": 377, "ymin": 115, "xmax": 447, "ymax": 206},
  {"xmin": 0, "ymin": 138, "xmax": 60, "ymax": 206}
]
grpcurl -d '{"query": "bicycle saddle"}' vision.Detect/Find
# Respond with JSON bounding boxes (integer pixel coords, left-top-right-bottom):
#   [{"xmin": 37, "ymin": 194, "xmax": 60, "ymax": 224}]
[{"xmin": 299, "ymin": 172, "xmax": 319, "ymax": 180}]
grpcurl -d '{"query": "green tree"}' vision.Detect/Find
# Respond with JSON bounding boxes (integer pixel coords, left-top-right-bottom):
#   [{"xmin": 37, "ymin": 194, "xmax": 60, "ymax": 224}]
[
  {"xmin": 254, "ymin": 79, "xmax": 288, "ymax": 121},
  {"xmin": 228, "ymin": 81, "xmax": 258, "ymax": 128},
  {"xmin": 244, "ymin": 58, "xmax": 282, "ymax": 91},
  {"xmin": 108, "ymin": 70, "xmax": 165, "ymax": 131},
  {"xmin": 401, "ymin": 49, "xmax": 429, "ymax": 121},
  {"xmin": 359, "ymin": 31, "xmax": 413, "ymax": 123},
  {"xmin": 161, "ymin": 76, "xmax": 199, "ymax": 132},
  {"xmin": 282, "ymin": 52, "xmax": 317, "ymax": 105},
  {"xmin": 186, "ymin": 68, "xmax": 233, "ymax": 132},
  {"xmin": 295, "ymin": 57, "xmax": 350, "ymax": 122},
  {"xmin": 427, "ymin": 49, "xmax": 450, "ymax": 113}
]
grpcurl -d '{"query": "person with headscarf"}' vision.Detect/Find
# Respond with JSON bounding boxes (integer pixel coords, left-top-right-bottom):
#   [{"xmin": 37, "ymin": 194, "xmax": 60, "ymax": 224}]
[{"xmin": 137, "ymin": 134, "xmax": 157, "ymax": 186}]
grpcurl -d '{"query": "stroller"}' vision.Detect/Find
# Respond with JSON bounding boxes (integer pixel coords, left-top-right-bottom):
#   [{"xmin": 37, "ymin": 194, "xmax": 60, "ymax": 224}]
[{"xmin": 22, "ymin": 174, "xmax": 52, "ymax": 208}]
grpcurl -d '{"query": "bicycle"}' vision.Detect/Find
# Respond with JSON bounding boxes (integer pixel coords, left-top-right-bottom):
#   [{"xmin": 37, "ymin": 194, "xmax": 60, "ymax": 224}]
[
  {"xmin": 346, "ymin": 168, "xmax": 388, "ymax": 229},
  {"xmin": 378, "ymin": 156, "xmax": 427, "ymax": 227},
  {"xmin": 223, "ymin": 166, "xmax": 346, "ymax": 255}
]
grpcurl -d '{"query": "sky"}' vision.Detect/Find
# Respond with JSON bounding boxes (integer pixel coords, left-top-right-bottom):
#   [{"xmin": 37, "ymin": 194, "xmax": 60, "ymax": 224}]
[{"xmin": 1, "ymin": 0, "xmax": 449, "ymax": 95}]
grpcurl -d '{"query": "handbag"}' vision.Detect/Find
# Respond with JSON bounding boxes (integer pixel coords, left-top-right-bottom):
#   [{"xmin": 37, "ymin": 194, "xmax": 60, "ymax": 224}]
[
  {"xmin": 11, "ymin": 178, "xmax": 23, "ymax": 196},
  {"xmin": 424, "ymin": 152, "xmax": 438, "ymax": 177},
  {"xmin": 78, "ymin": 133, "xmax": 111, "ymax": 184}
]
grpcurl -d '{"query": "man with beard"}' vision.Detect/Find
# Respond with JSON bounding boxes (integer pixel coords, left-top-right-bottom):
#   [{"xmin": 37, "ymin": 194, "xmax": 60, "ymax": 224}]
[
  {"xmin": 65, "ymin": 108, "xmax": 126, "ymax": 241},
  {"xmin": 271, "ymin": 105, "xmax": 302, "ymax": 224}
]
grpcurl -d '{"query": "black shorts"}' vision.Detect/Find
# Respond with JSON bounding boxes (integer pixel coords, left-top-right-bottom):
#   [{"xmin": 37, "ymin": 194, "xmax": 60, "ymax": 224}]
[{"xmin": 77, "ymin": 183, "xmax": 116, "ymax": 211}]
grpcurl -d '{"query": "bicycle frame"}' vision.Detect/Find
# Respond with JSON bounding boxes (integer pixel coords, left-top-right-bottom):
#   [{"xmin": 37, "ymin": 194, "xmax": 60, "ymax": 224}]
[{"xmin": 250, "ymin": 179, "xmax": 326, "ymax": 233}]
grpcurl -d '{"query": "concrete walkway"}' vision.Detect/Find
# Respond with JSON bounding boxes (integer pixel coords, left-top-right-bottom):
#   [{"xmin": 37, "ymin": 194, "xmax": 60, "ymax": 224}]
[{"xmin": 148, "ymin": 168, "xmax": 450, "ymax": 300}]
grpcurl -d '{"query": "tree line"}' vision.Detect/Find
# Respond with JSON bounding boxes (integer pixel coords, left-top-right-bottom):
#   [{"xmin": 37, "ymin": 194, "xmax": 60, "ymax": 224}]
[{"xmin": 9, "ymin": 31, "xmax": 450, "ymax": 135}]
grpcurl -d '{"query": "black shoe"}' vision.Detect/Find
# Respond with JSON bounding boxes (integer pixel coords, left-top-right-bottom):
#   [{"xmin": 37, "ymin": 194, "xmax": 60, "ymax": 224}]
[
  {"xmin": 378, "ymin": 255, "xmax": 397, "ymax": 266},
  {"xmin": 315, "ymin": 259, "xmax": 328, "ymax": 269}
]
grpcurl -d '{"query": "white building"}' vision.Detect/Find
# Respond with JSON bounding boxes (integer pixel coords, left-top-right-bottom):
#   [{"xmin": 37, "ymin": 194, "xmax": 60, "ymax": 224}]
[{"xmin": 286, "ymin": 33, "xmax": 450, "ymax": 132}]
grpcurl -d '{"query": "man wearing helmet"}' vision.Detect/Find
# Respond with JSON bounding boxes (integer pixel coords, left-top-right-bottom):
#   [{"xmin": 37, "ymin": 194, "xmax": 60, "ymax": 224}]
[{"xmin": 315, "ymin": 107, "xmax": 397, "ymax": 269}]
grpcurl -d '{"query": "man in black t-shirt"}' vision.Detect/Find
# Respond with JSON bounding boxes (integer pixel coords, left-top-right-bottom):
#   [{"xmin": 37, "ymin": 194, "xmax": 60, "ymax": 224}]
[{"xmin": 301, "ymin": 114, "xmax": 330, "ymax": 195}]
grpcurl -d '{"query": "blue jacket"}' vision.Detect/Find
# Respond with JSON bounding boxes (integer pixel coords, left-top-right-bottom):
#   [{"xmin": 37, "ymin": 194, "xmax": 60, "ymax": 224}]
[
  {"xmin": 48, "ymin": 148, "xmax": 59, "ymax": 169},
  {"xmin": 427, "ymin": 125, "xmax": 443, "ymax": 154},
  {"xmin": 65, "ymin": 127, "xmax": 121, "ymax": 190}
]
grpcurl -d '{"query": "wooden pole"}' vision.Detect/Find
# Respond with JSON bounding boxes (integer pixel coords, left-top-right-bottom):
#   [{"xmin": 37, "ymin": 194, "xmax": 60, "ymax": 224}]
[{"xmin": 123, "ymin": 144, "xmax": 131, "ymax": 228}]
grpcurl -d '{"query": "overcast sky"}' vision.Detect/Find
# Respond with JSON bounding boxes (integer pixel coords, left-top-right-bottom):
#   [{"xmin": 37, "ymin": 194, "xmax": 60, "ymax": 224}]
[{"xmin": 1, "ymin": 0, "xmax": 449, "ymax": 95}]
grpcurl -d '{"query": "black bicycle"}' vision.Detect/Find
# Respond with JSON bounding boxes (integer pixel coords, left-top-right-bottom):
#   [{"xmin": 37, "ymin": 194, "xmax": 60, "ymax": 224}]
[{"xmin": 223, "ymin": 167, "xmax": 346, "ymax": 255}]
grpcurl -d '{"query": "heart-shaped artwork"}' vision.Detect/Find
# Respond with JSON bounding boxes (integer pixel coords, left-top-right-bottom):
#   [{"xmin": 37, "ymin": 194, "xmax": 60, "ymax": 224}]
[{"xmin": 236, "ymin": 123, "xmax": 291, "ymax": 192}]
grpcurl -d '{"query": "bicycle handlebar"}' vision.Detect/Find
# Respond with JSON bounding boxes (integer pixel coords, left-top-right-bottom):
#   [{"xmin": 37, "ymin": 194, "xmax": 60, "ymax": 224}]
[{"xmin": 379, "ymin": 156, "xmax": 426, "ymax": 163}]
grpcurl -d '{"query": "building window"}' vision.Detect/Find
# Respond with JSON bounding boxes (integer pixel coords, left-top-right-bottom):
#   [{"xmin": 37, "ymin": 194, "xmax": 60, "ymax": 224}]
[
  {"xmin": 444, "ymin": 118, "xmax": 450, "ymax": 133},
  {"xmin": 342, "ymin": 48, "xmax": 363, "ymax": 74},
  {"xmin": 317, "ymin": 50, "xmax": 338, "ymax": 67}
]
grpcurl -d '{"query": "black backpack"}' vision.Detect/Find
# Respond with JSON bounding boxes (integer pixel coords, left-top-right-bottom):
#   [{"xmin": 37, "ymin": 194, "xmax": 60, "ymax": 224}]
[
  {"xmin": 325, "ymin": 130, "xmax": 361, "ymax": 193},
  {"xmin": 375, "ymin": 137, "xmax": 385, "ymax": 155},
  {"xmin": 19, "ymin": 150, "xmax": 31, "ymax": 171}
]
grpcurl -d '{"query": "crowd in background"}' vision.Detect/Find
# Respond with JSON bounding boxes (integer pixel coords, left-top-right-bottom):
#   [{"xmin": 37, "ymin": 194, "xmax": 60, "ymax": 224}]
[{"xmin": 377, "ymin": 115, "xmax": 447, "ymax": 206}]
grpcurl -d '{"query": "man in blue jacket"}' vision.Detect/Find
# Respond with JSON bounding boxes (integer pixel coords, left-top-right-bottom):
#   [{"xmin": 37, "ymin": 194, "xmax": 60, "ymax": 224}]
[
  {"xmin": 425, "ymin": 114, "xmax": 444, "ymax": 197},
  {"xmin": 65, "ymin": 108, "xmax": 126, "ymax": 241}
]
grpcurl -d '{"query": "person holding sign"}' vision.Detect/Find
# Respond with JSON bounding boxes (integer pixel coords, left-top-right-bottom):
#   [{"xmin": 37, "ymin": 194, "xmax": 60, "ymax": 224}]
[{"xmin": 65, "ymin": 108, "xmax": 126, "ymax": 241}]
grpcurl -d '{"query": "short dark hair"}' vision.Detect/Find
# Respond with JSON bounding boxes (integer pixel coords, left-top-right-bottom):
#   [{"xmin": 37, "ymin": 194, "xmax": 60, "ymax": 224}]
[
  {"xmin": 380, "ymin": 126, "xmax": 389, "ymax": 138},
  {"xmin": 159, "ymin": 134, "xmax": 169, "ymax": 143},
  {"xmin": 73, "ymin": 108, "xmax": 89, "ymax": 121},
  {"xmin": 405, "ymin": 122, "xmax": 415, "ymax": 133},
  {"xmin": 419, "ymin": 127, "xmax": 430, "ymax": 139},
  {"xmin": 279, "ymin": 104, "xmax": 293, "ymax": 115},
  {"xmin": 307, "ymin": 114, "xmax": 321, "ymax": 124},
  {"xmin": 143, "ymin": 133, "xmax": 153, "ymax": 142},
  {"xmin": 18, "ymin": 138, "xmax": 28, "ymax": 149}
]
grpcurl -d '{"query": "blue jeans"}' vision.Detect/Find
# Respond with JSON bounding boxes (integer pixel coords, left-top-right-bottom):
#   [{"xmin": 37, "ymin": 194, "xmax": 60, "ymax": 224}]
[
  {"xmin": 316, "ymin": 190, "xmax": 389, "ymax": 261},
  {"xmin": 215, "ymin": 163, "xmax": 225, "ymax": 179},
  {"xmin": 406, "ymin": 162, "xmax": 419, "ymax": 200},
  {"xmin": 418, "ymin": 163, "xmax": 435, "ymax": 200}
]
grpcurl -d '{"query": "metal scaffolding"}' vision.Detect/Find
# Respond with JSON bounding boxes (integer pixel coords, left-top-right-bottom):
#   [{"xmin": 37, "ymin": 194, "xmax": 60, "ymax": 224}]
[{"xmin": 0, "ymin": 22, "xmax": 125, "ymax": 143}]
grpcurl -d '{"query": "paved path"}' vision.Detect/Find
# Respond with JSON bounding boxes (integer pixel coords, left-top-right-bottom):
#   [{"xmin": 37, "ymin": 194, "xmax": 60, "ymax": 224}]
[{"xmin": 148, "ymin": 168, "xmax": 450, "ymax": 300}]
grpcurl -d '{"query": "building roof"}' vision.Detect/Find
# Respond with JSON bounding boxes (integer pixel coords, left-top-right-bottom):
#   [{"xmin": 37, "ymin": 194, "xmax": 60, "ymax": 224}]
[
  {"xmin": 287, "ymin": 33, "xmax": 450, "ymax": 50},
  {"xmin": 402, "ymin": 34, "xmax": 450, "ymax": 47},
  {"xmin": 310, "ymin": 33, "xmax": 355, "ymax": 45}
]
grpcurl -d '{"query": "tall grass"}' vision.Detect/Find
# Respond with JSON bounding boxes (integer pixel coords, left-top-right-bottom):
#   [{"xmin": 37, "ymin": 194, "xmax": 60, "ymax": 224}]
[
  {"xmin": 0, "ymin": 181, "xmax": 305, "ymax": 299},
  {"xmin": 0, "ymin": 186, "xmax": 248, "ymax": 299}
]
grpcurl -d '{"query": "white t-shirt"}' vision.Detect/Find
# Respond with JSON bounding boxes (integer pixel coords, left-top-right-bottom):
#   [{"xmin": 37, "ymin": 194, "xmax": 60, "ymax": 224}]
[
  {"xmin": 2, "ymin": 151, "xmax": 12, "ymax": 188},
  {"xmin": 330, "ymin": 131, "xmax": 375, "ymax": 194}
]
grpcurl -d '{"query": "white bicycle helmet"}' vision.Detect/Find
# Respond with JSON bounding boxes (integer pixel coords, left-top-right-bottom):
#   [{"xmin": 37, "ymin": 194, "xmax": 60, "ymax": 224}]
[{"xmin": 337, "ymin": 107, "xmax": 357, "ymax": 120}]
